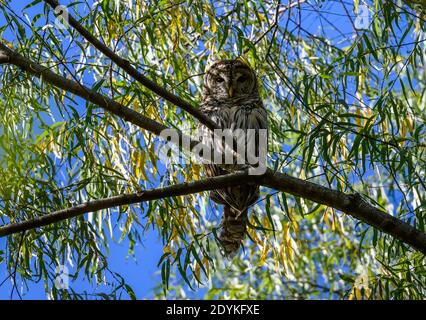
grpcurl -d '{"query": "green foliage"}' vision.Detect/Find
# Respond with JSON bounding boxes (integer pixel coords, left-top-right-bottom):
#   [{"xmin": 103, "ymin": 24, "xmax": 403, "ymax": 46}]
[{"xmin": 0, "ymin": 0, "xmax": 425, "ymax": 299}]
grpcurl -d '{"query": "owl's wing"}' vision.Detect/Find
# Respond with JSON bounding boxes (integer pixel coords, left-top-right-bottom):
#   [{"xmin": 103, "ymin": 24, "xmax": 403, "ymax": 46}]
[
  {"xmin": 225, "ymin": 100, "xmax": 268, "ymax": 171},
  {"xmin": 198, "ymin": 100, "xmax": 229, "ymax": 170}
]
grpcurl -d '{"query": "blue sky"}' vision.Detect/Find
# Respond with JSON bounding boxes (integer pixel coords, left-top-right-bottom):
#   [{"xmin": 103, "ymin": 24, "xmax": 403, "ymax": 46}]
[{"xmin": 0, "ymin": 235, "xmax": 163, "ymax": 299}]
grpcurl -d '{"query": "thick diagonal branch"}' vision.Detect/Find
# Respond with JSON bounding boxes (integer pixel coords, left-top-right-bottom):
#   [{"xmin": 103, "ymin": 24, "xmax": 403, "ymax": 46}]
[
  {"xmin": 1, "ymin": 169, "xmax": 425, "ymax": 254},
  {"xmin": 0, "ymin": 41, "xmax": 168, "ymax": 135},
  {"xmin": 0, "ymin": 41, "xmax": 219, "ymax": 159},
  {"xmin": 0, "ymin": 41, "xmax": 246, "ymax": 164},
  {"xmin": 43, "ymin": 0, "xmax": 219, "ymax": 132},
  {"xmin": 0, "ymin": 171, "xmax": 258, "ymax": 237},
  {"xmin": 261, "ymin": 169, "xmax": 426, "ymax": 255}
]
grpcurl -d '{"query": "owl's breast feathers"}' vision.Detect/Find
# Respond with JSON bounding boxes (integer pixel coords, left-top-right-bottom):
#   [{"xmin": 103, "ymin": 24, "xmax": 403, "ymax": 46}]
[
  {"xmin": 199, "ymin": 95, "xmax": 267, "ymax": 169},
  {"xmin": 199, "ymin": 95, "xmax": 267, "ymax": 131}
]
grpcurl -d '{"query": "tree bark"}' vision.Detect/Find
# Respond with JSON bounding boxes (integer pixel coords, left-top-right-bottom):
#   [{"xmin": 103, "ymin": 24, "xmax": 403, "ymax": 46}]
[
  {"xmin": 261, "ymin": 169, "xmax": 426, "ymax": 255},
  {"xmin": 0, "ymin": 171, "xmax": 258, "ymax": 237}
]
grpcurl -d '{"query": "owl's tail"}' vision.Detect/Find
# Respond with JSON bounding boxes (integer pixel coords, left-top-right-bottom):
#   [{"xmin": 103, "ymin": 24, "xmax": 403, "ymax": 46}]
[{"xmin": 218, "ymin": 206, "xmax": 248, "ymax": 258}]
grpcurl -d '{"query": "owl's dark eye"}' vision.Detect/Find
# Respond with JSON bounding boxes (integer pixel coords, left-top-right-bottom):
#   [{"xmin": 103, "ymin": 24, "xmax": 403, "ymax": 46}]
[
  {"xmin": 237, "ymin": 75, "xmax": 248, "ymax": 83},
  {"xmin": 215, "ymin": 76, "xmax": 224, "ymax": 83}
]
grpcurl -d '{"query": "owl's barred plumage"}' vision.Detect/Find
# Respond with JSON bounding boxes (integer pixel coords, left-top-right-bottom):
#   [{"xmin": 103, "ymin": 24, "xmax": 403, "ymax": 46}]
[{"xmin": 198, "ymin": 59, "xmax": 268, "ymax": 257}]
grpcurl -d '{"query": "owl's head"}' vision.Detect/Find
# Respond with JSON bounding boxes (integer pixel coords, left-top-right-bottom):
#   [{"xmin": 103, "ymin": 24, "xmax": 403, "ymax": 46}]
[{"xmin": 203, "ymin": 59, "xmax": 258, "ymax": 100}]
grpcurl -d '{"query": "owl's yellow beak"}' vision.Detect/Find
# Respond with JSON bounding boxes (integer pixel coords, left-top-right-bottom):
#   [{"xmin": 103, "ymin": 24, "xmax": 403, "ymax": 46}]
[{"xmin": 228, "ymin": 86, "xmax": 234, "ymax": 98}]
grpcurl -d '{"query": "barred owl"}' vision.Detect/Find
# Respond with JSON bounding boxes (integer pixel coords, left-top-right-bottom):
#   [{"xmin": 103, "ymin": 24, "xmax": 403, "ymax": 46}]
[{"xmin": 198, "ymin": 59, "xmax": 268, "ymax": 257}]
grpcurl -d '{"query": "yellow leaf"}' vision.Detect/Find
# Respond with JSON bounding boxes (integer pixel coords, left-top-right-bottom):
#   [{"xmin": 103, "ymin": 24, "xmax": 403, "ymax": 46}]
[
  {"xmin": 146, "ymin": 103, "xmax": 161, "ymax": 122},
  {"xmin": 257, "ymin": 13, "xmax": 266, "ymax": 21},
  {"xmin": 193, "ymin": 164, "xmax": 200, "ymax": 180},
  {"xmin": 156, "ymin": 215, "xmax": 163, "ymax": 229},
  {"xmin": 202, "ymin": 256, "xmax": 210, "ymax": 277},
  {"xmin": 322, "ymin": 207, "xmax": 333, "ymax": 230},
  {"xmin": 194, "ymin": 261, "xmax": 201, "ymax": 281},
  {"xmin": 401, "ymin": 120, "xmax": 407, "ymax": 138},
  {"xmin": 210, "ymin": 18, "xmax": 217, "ymax": 33},
  {"xmin": 258, "ymin": 239, "xmax": 270, "ymax": 267},
  {"xmin": 247, "ymin": 221, "xmax": 261, "ymax": 244},
  {"xmin": 299, "ymin": 168, "xmax": 306, "ymax": 180},
  {"xmin": 354, "ymin": 0, "xmax": 359, "ymax": 11},
  {"xmin": 290, "ymin": 210, "xmax": 299, "ymax": 234},
  {"xmin": 139, "ymin": 151, "xmax": 148, "ymax": 180},
  {"xmin": 405, "ymin": 115, "xmax": 414, "ymax": 133},
  {"xmin": 355, "ymin": 105, "xmax": 362, "ymax": 126},
  {"xmin": 355, "ymin": 287, "xmax": 362, "ymax": 300},
  {"xmin": 206, "ymin": 4, "xmax": 217, "ymax": 34},
  {"xmin": 107, "ymin": 20, "xmax": 118, "ymax": 40},
  {"xmin": 163, "ymin": 244, "xmax": 171, "ymax": 254},
  {"xmin": 279, "ymin": 243, "xmax": 289, "ymax": 276}
]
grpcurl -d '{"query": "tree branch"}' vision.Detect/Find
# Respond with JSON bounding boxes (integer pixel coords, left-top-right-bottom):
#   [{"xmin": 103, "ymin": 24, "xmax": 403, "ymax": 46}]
[
  {"xmin": 0, "ymin": 171, "xmax": 258, "ymax": 237},
  {"xmin": 43, "ymin": 0, "xmax": 220, "ymax": 133},
  {"xmin": 1, "ymin": 168, "xmax": 425, "ymax": 254},
  {"xmin": 402, "ymin": 0, "xmax": 426, "ymax": 10},
  {"xmin": 249, "ymin": 0, "xmax": 307, "ymax": 50},
  {"xmin": 0, "ymin": 40, "xmax": 217, "ymax": 156},
  {"xmin": 0, "ymin": 50, "xmax": 9, "ymax": 64},
  {"xmin": 261, "ymin": 169, "xmax": 426, "ymax": 255},
  {"xmin": 0, "ymin": 41, "xmax": 245, "ymax": 171},
  {"xmin": 0, "ymin": 41, "xmax": 170, "ymax": 135}
]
